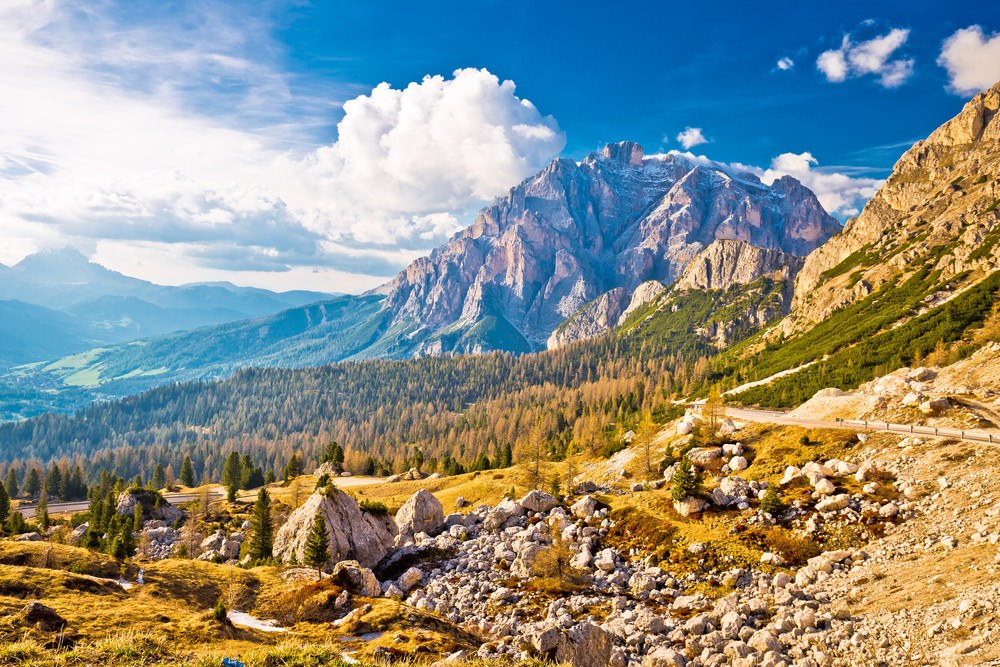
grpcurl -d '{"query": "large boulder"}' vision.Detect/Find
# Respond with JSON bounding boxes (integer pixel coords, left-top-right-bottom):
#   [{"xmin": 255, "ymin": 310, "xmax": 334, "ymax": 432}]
[
  {"xmin": 686, "ymin": 447, "xmax": 724, "ymax": 468},
  {"xmin": 396, "ymin": 490, "xmax": 444, "ymax": 537},
  {"xmin": 554, "ymin": 623, "xmax": 615, "ymax": 667},
  {"xmin": 331, "ymin": 560, "xmax": 381, "ymax": 597},
  {"xmin": 116, "ymin": 488, "xmax": 183, "ymax": 524},
  {"xmin": 483, "ymin": 498, "xmax": 525, "ymax": 532},
  {"xmin": 518, "ymin": 490, "xmax": 559, "ymax": 513},
  {"xmin": 273, "ymin": 488, "xmax": 398, "ymax": 569}
]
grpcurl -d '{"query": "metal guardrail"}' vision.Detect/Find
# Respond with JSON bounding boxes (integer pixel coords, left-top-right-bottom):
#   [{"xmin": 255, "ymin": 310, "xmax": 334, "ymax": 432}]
[
  {"xmin": 834, "ymin": 417, "xmax": 996, "ymax": 443},
  {"xmin": 726, "ymin": 408, "xmax": 997, "ymax": 444}
]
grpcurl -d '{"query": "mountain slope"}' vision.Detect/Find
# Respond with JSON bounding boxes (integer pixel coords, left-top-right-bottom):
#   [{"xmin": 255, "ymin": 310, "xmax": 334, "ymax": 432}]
[
  {"xmin": 0, "ymin": 301, "xmax": 96, "ymax": 367},
  {"xmin": 786, "ymin": 81, "xmax": 1000, "ymax": 334}
]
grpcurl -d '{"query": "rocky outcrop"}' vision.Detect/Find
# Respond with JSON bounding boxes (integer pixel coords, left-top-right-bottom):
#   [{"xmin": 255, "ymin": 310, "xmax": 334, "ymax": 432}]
[
  {"xmin": 395, "ymin": 490, "xmax": 445, "ymax": 539},
  {"xmin": 273, "ymin": 488, "xmax": 397, "ymax": 569},
  {"xmin": 116, "ymin": 489, "xmax": 183, "ymax": 524},
  {"xmin": 787, "ymin": 80, "xmax": 1000, "ymax": 332},
  {"xmin": 546, "ymin": 287, "xmax": 631, "ymax": 350},
  {"xmin": 377, "ymin": 141, "xmax": 839, "ymax": 356},
  {"xmin": 674, "ymin": 239, "xmax": 803, "ymax": 291}
]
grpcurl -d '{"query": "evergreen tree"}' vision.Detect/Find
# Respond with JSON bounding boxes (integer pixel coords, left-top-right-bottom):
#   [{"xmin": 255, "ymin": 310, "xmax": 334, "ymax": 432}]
[
  {"xmin": 133, "ymin": 498, "xmax": 145, "ymax": 530},
  {"xmin": 46, "ymin": 465, "xmax": 63, "ymax": 501},
  {"xmin": 671, "ymin": 456, "xmax": 701, "ymax": 501},
  {"xmin": 226, "ymin": 482, "xmax": 237, "ymax": 503},
  {"xmin": 239, "ymin": 454, "xmax": 254, "ymax": 489},
  {"xmin": 0, "ymin": 481, "xmax": 9, "ymax": 527},
  {"xmin": 25, "ymin": 468, "xmax": 41, "ymax": 499},
  {"xmin": 321, "ymin": 441, "xmax": 345, "ymax": 467},
  {"xmin": 222, "ymin": 452, "xmax": 242, "ymax": 488},
  {"xmin": 4, "ymin": 468, "xmax": 17, "ymax": 499},
  {"xmin": 303, "ymin": 511, "xmax": 330, "ymax": 579},
  {"xmin": 151, "ymin": 463, "xmax": 167, "ymax": 490},
  {"xmin": 283, "ymin": 454, "xmax": 302, "ymax": 481},
  {"xmin": 36, "ymin": 489, "xmax": 49, "ymax": 531},
  {"xmin": 180, "ymin": 456, "xmax": 195, "ymax": 487},
  {"xmin": 6, "ymin": 511, "xmax": 27, "ymax": 535},
  {"xmin": 248, "ymin": 488, "xmax": 273, "ymax": 563}
]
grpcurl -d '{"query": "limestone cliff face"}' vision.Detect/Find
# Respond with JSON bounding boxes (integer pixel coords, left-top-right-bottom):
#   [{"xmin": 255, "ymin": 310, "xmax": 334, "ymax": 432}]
[
  {"xmin": 548, "ymin": 239, "xmax": 804, "ymax": 349},
  {"xmin": 378, "ymin": 142, "xmax": 840, "ymax": 356},
  {"xmin": 787, "ymin": 81, "xmax": 1000, "ymax": 333},
  {"xmin": 674, "ymin": 239, "xmax": 803, "ymax": 292}
]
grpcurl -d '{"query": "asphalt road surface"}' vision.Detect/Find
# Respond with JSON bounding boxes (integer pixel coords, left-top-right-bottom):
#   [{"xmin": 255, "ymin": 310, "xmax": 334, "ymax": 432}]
[
  {"xmin": 726, "ymin": 407, "xmax": 999, "ymax": 445},
  {"xmin": 16, "ymin": 491, "xmax": 220, "ymax": 520}
]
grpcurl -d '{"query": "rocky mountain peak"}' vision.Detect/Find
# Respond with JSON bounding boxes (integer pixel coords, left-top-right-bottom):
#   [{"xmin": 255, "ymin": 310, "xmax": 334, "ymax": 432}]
[
  {"xmin": 598, "ymin": 141, "xmax": 645, "ymax": 167},
  {"xmin": 374, "ymin": 140, "xmax": 841, "ymax": 357}
]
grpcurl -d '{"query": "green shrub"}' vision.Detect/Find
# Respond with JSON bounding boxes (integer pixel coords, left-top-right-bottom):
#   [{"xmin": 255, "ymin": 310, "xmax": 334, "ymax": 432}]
[
  {"xmin": 758, "ymin": 486, "xmax": 785, "ymax": 515},
  {"xmin": 358, "ymin": 499, "xmax": 388, "ymax": 516},
  {"xmin": 212, "ymin": 599, "xmax": 228, "ymax": 622}
]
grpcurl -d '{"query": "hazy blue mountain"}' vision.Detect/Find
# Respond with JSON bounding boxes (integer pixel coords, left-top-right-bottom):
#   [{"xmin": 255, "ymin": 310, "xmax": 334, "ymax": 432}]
[{"xmin": 0, "ymin": 247, "xmax": 335, "ymax": 369}]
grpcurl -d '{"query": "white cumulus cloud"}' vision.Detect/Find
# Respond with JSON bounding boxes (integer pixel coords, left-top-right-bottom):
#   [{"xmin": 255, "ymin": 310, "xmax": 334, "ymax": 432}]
[
  {"xmin": 938, "ymin": 26, "xmax": 1000, "ymax": 96},
  {"xmin": 776, "ymin": 57, "xmax": 795, "ymax": 71},
  {"xmin": 817, "ymin": 27, "xmax": 914, "ymax": 88},
  {"xmin": 676, "ymin": 127, "xmax": 708, "ymax": 149},
  {"xmin": 0, "ymin": 1, "xmax": 564, "ymax": 292}
]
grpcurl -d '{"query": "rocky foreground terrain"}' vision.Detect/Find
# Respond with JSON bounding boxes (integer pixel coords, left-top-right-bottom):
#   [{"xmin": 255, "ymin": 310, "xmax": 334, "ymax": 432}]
[{"xmin": 54, "ymin": 357, "xmax": 985, "ymax": 667}]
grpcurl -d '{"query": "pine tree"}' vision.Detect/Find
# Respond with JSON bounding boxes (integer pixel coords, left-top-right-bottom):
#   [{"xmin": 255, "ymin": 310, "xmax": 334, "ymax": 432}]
[
  {"xmin": 248, "ymin": 488, "xmax": 273, "ymax": 563},
  {"xmin": 46, "ymin": 465, "xmax": 63, "ymax": 501},
  {"xmin": 25, "ymin": 468, "xmax": 41, "ymax": 499},
  {"xmin": 36, "ymin": 489, "xmax": 49, "ymax": 531},
  {"xmin": 283, "ymin": 454, "xmax": 302, "ymax": 482},
  {"xmin": 671, "ymin": 456, "xmax": 701, "ymax": 501},
  {"xmin": 222, "ymin": 452, "xmax": 242, "ymax": 488},
  {"xmin": 180, "ymin": 456, "xmax": 195, "ymax": 487},
  {"xmin": 5, "ymin": 468, "xmax": 18, "ymax": 499},
  {"xmin": 0, "ymin": 481, "xmax": 9, "ymax": 527},
  {"xmin": 151, "ymin": 463, "xmax": 166, "ymax": 490},
  {"xmin": 303, "ymin": 511, "xmax": 330, "ymax": 579},
  {"xmin": 322, "ymin": 442, "xmax": 345, "ymax": 468},
  {"xmin": 133, "ymin": 498, "xmax": 145, "ymax": 531},
  {"xmin": 226, "ymin": 482, "xmax": 237, "ymax": 503}
]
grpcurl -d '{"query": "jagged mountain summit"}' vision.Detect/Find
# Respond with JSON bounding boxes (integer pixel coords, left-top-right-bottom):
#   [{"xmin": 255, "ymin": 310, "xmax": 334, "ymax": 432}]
[{"xmin": 380, "ymin": 142, "xmax": 840, "ymax": 355}]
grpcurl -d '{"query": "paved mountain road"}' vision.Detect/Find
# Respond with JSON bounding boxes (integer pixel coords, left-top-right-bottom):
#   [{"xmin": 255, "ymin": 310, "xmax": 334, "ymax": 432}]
[
  {"xmin": 725, "ymin": 407, "xmax": 1000, "ymax": 445},
  {"xmin": 16, "ymin": 491, "xmax": 221, "ymax": 520}
]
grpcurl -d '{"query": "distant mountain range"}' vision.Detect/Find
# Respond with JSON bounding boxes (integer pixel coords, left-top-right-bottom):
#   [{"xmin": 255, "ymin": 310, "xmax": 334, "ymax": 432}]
[
  {"xmin": 0, "ymin": 247, "xmax": 334, "ymax": 368},
  {"xmin": 0, "ymin": 142, "xmax": 841, "ymax": 417}
]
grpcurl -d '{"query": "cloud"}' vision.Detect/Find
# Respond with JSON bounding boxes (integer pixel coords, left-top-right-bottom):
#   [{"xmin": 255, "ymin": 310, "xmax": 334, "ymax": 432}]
[
  {"xmin": 668, "ymin": 150, "xmax": 883, "ymax": 218},
  {"xmin": 0, "ymin": 2, "xmax": 564, "ymax": 292},
  {"xmin": 760, "ymin": 153, "xmax": 882, "ymax": 216},
  {"xmin": 676, "ymin": 127, "xmax": 708, "ymax": 149},
  {"xmin": 776, "ymin": 57, "xmax": 795, "ymax": 71},
  {"xmin": 817, "ymin": 27, "xmax": 914, "ymax": 88},
  {"xmin": 938, "ymin": 26, "xmax": 1000, "ymax": 96}
]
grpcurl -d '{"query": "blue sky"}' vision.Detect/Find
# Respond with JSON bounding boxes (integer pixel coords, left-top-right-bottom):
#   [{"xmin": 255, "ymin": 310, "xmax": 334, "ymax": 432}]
[{"xmin": 0, "ymin": 0, "xmax": 998, "ymax": 292}]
